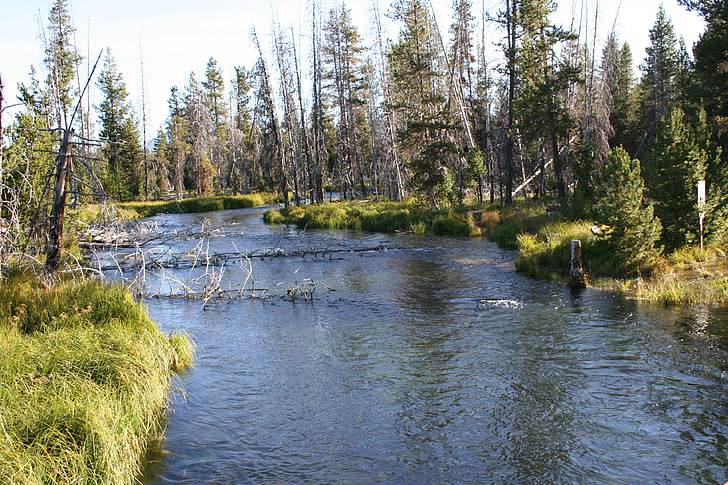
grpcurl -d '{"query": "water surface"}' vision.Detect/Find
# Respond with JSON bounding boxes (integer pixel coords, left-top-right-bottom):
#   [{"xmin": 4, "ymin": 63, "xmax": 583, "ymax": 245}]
[{"xmin": 133, "ymin": 207, "xmax": 728, "ymax": 484}]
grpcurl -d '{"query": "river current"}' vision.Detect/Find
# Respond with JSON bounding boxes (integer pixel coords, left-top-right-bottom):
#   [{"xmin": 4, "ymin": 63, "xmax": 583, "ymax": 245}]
[{"xmin": 121, "ymin": 206, "xmax": 728, "ymax": 484}]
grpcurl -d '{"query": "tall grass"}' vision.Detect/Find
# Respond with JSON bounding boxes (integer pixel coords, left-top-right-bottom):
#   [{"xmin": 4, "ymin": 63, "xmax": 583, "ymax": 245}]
[
  {"xmin": 514, "ymin": 220, "xmax": 617, "ymax": 280},
  {"xmin": 635, "ymin": 246, "xmax": 728, "ymax": 304},
  {"xmin": 0, "ymin": 278, "xmax": 193, "ymax": 484},
  {"xmin": 265, "ymin": 200, "xmax": 478, "ymax": 236},
  {"xmin": 77, "ymin": 193, "xmax": 277, "ymax": 222},
  {"xmin": 120, "ymin": 193, "xmax": 275, "ymax": 218}
]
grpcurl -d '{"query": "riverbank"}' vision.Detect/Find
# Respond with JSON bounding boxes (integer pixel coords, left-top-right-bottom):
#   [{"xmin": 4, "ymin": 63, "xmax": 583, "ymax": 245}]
[
  {"xmin": 0, "ymin": 277, "xmax": 194, "ymax": 484},
  {"xmin": 75, "ymin": 192, "xmax": 279, "ymax": 222},
  {"xmin": 264, "ymin": 200, "xmax": 482, "ymax": 236},
  {"xmin": 264, "ymin": 199, "xmax": 728, "ymax": 305}
]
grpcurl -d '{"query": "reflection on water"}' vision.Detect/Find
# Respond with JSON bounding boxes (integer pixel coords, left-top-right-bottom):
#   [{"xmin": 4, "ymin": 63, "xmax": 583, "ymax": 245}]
[{"xmin": 136, "ymin": 207, "xmax": 728, "ymax": 484}]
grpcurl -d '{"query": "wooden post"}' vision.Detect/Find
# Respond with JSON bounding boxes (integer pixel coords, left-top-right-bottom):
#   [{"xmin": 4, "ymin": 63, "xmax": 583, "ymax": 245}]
[
  {"xmin": 570, "ymin": 239, "xmax": 586, "ymax": 289},
  {"xmin": 45, "ymin": 129, "xmax": 73, "ymax": 271}
]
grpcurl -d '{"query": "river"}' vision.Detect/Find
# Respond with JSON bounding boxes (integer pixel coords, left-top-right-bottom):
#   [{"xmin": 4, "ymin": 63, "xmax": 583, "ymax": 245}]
[{"xmin": 113, "ymin": 206, "xmax": 728, "ymax": 484}]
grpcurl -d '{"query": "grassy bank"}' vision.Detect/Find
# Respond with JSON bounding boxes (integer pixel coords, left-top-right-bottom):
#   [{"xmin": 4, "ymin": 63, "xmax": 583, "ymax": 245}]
[
  {"xmin": 264, "ymin": 200, "xmax": 483, "ymax": 236},
  {"xmin": 0, "ymin": 278, "xmax": 193, "ymax": 484},
  {"xmin": 74, "ymin": 192, "xmax": 278, "ymax": 222},
  {"xmin": 120, "ymin": 192, "xmax": 277, "ymax": 219},
  {"xmin": 486, "ymin": 202, "xmax": 728, "ymax": 305}
]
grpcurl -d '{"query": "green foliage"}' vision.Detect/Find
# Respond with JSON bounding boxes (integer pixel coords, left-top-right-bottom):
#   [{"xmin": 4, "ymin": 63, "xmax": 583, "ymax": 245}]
[
  {"xmin": 97, "ymin": 49, "xmax": 142, "ymax": 201},
  {"xmin": 432, "ymin": 212, "xmax": 470, "ymax": 236},
  {"xmin": 119, "ymin": 193, "xmax": 271, "ymax": 219},
  {"xmin": 636, "ymin": 246, "xmax": 728, "ymax": 305},
  {"xmin": 267, "ymin": 200, "xmax": 479, "ymax": 236},
  {"xmin": 639, "ymin": 5, "xmax": 681, "ymax": 143},
  {"xmin": 514, "ymin": 220, "xmax": 615, "ymax": 279},
  {"xmin": 0, "ymin": 279, "xmax": 193, "ymax": 484},
  {"xmin": 603, "ymin": 36, "xmax": 641, "ymax": 157},
  {"xmin": 645, "ymin": 107, "xmax": 726, "ymax": 250},
  {"xmin": 689, "ymin": 1, "xmax": 728, "ymax": 144},
  {"xmin": 5, "ymin": 110, "xmax": 54, "ymax": 227},
  {"xmin": 596, "ymin": 147, "xmax": 663, "ymax": 274}
]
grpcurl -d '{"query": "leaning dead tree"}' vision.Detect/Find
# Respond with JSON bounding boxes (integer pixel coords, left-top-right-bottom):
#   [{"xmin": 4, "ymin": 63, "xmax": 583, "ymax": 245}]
[{"xmin": 25, "ymin": 50, "xmax": 111, "ymax": 273}]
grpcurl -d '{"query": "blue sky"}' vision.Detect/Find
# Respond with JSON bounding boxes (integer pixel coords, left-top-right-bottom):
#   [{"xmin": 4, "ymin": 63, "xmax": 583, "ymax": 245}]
[{"xmin": 1, "ymin": 0, "xmax": 705, "ymax": 135}]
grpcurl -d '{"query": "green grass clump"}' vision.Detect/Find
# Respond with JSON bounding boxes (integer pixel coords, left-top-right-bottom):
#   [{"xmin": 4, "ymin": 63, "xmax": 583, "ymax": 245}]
[
  {"xmin": 635, "ymin": 246, "xmax": 728, "ymax": 305},
  {"xmin": 514, "ymin": 219, "xmax": 613, "ymax": 280},
  {"xmin": 265, "ymin": 200, "xmax": 482, "ymax": 236},
  {"xmin": 121, "ymin": 193, "xmax": 273, "ymax": 218},
  {"xmin": 0, "ymin": 279, "xmax": 193, "ymax": 484}
]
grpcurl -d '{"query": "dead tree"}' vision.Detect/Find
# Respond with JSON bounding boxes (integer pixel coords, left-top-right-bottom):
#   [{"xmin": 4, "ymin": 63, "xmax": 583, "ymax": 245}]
[{"xmin": 45, "ymin": 128, "xmax": 74, "ymax": 271}]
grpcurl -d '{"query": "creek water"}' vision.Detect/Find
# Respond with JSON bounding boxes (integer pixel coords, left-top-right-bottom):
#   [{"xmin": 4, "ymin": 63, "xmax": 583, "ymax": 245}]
[{"xmin": 126, "ymin": 206, "xmax": 728, "ymax": 484}]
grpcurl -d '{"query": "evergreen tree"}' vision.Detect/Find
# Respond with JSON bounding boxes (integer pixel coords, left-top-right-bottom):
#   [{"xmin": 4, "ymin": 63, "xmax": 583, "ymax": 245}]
[
  {"xmin": 184, "ymin": 72, "xmax": 215, "ymax": 196},
  {"xmin": 96, "ymin": 49, "xmax": 141, "ymax": 201},
  {"xmin": 251, "ymin": 29, "xmax": 283, "ymax": 201},
  {"xmin": 5, "ymin": 73, "xmax": 55, "ymax": 226},
  {"xmin": 166, "ymin": 86, "xmax": 190, "ymax": 196},
  {"xmin": 602, "ymin": 36, "xmax": 640, "ymax": 157},
  {"xmin": 230, "ymin": 66, "xmax": 253, "ymax": 193},
  {"xmin": 202, "ymin": 57, "xmax": 228, "ymax": 192},
  {"xmin": 645, "ymin": 106, "xmax": 726, "ymax": 250},
  {"xmin": 388, "ymin": 0, "xmax": 455, "ymax": 207},
  {"xmin": 44, "ymin": 0, "xmax": 81, "ymax": 131},
  {"xmin": 515, "ymin": 0, "xmax": 578, "ymax": 202},
  {"xmin": 597, "ymin": 147, "xmax": 662, "ymax": 274},
  {"xmin": 637, "ymin": 6, "xmax": 680, "ymax": 157},
  {"xmin": 682, "ymin": 0, "xmax": 728, "ymax": 149},
  {"xmin": 323, "ymin": 2, "xmax": 369, "ymax": 199},
  {"xmin": 152, "ymin": 127, "xmax": 172, "ymax": 196}
]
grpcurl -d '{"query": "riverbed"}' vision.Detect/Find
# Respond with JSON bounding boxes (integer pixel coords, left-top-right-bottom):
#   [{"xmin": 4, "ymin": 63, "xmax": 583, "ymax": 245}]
[{"xmin": 121, "ymin": 206, "xmax": 728, "ymax": 484}]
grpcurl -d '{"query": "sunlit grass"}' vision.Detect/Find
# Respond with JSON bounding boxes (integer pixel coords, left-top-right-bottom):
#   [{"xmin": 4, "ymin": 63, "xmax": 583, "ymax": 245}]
[
  {"xmin": 635, "ymin": 246, "xmax": 728, "ymax": 305},
  {"xmin": 0, "ymin": 278, "xmax": 194, "ymax": 484},
  {"xmin": 265, "ymin": 200, "xmax": 479, "ymax": 236},
  {"xmin": 77, "ymin": 192, "xmax": 278, "ymax": 222}
]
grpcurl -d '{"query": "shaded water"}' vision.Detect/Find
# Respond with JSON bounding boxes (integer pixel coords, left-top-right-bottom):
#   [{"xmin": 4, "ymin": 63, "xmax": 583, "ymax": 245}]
[{"xmin": 134, "ymin": 207, "xmax": 728, "ymax": 484}]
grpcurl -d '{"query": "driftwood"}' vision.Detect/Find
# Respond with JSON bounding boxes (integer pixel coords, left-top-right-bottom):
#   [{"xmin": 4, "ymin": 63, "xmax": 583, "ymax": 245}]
[{"xmin": 83, "ymin": 218, "xmax": 390, "ymax": 308}]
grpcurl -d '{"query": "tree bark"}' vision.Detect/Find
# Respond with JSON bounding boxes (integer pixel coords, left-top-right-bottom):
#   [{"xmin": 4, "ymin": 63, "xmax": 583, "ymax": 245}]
[{"xmin": 46, "ymin": 128, "xmax": 74, "ymax": 271}]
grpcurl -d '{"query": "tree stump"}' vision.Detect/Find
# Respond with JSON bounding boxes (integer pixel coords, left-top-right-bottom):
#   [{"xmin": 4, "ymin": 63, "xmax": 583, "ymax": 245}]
[{"xmin": 570, "ymin": 239, "xmax": 586, "ymax": 289}]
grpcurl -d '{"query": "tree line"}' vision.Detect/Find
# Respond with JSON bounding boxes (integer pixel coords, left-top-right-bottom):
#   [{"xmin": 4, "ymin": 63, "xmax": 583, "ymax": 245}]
[{"xmin": 2, "ymin": 0, "xmax": 727, "ymax": 264}]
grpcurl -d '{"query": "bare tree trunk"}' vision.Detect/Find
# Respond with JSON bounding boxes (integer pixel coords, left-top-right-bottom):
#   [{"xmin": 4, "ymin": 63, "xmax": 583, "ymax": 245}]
[
  {"xmin": 504, "ymin": 0, "xmax": 516, "ymax": 206},
  {"xmin": 46, "ymin": 129, "xmax": 74, "ymax": 271}
]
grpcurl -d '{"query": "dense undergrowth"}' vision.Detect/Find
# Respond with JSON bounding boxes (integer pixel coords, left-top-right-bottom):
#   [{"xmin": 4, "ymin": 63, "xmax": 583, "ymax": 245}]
[
  {"xmin": 0, "ymin": 277, "xmax": 194, "ymax": 484},
  {"xmin": 74, "ymin": 192, "xmax": 277, "ymax": 222}
]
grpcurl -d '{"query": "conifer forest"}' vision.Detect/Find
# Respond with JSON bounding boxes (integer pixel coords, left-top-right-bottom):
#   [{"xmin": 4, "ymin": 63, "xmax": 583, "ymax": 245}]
[{"xmin": 2, "ymin": 0, "xmax": 728, "ymax": 267}]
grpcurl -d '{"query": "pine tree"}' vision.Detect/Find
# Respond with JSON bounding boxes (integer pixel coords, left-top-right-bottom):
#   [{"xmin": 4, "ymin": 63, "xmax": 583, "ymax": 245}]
[
  {"xmin": 184, "ymin": 72, "xmax": 215, "ymax": 196},
  {"xmin": 602, "ymin": 36, "xmax": 640, "ymax": 157},
  {"xmin": 96, "ymin": 49, "xmax": 141, "ymax": 201},
  {"xmin": 637, "ymin": 6, "xmax": 680, "ymax": 157},
  {"xmin": 44, "ymin": 0, "xmax": 81, "ymax": 131},
  {"xmin": 388, "ymin": 0, "xmax": 455, "ymax": 207},
  {"xmin": 323, "ymin": 2, "xmax": 369, "ymax": 199},
  {"xmin": 645, "ymin": 106, "xmax": 726, "ymax": 250},
  {"xmin": 5, "ymin": 73, "xmax": 55, "ymax": 226},
  {"xmin": 682, "ymin": 0, "xmax": 728, "ymax": 148},
  {"xmin": 597, "ymin": 147, "xmax": 662, "ymax": 274},
  {"xmin": 251, "ymin": 29, "xmax": 284, "ymax": 202},
  {"xmin": 166, "ymin": 86, "xmax": 190, "ymax": 196},
  {"xmin": 203, "ymin": 57, "xmax": 228, "ymax": 193}
]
